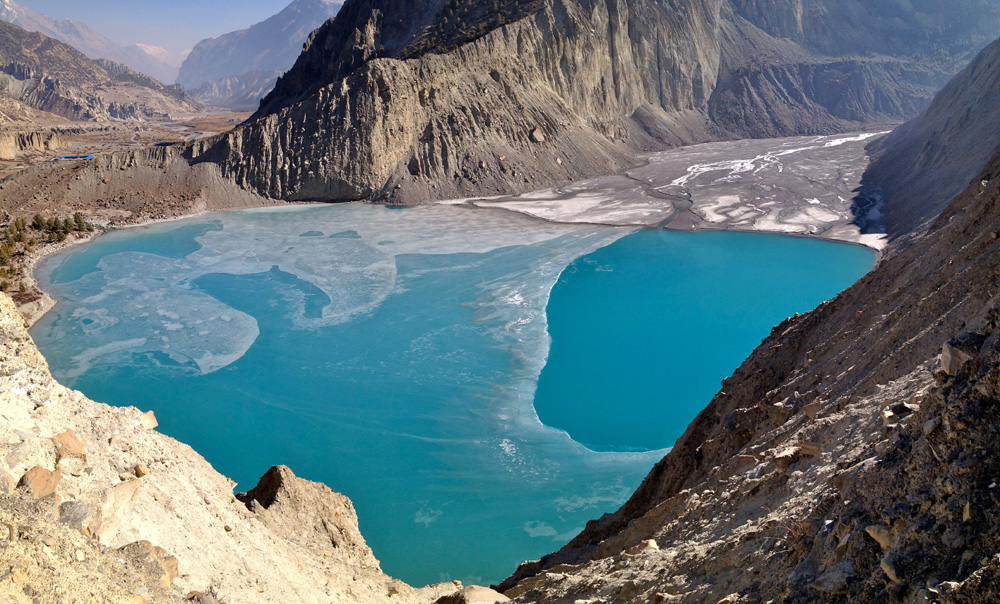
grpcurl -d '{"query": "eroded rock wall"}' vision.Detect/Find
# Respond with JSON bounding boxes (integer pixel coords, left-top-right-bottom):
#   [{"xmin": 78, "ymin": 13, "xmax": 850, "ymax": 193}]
[{"xmin": 187, "ymin": 0, "xmax": 999, "ymax": 205}]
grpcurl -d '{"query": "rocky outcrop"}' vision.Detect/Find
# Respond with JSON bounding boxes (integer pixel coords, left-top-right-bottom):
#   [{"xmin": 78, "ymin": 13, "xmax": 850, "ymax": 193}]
[
  {"xmin": 0, "ymin": 20, "xmax": 198, "ymax": 121},
  {"xmin": 183, "ymin": 0, "xmax": 1000, "ymax": 205},
  {"xmin": 863, "ymin": 37, "xmax": 1000, "ymax": 240},
  {"xmin": 499, "ymin": 57, "xmax": 1000, "ymax": 604},
  {"xmin": 0, "ymin": 128, "xmax": 61, "ymax": 159},
  {"xmin": 177, "ymin": 0, "xmax": 343, "ymax": 109},
  {"xmin": 0, "ymin": 291, "xmax": 472, "ymax": 602}
]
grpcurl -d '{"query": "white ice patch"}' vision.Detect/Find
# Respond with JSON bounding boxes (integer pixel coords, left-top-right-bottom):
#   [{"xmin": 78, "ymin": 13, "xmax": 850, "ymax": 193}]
[{"xmin": 42, "ymin": 205, "xmax": 627, "ymax": 379}]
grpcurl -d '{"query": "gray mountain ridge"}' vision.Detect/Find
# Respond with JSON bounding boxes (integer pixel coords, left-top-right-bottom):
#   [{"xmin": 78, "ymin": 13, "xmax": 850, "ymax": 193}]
[
  {"xmin": 185, "ymin": 0, "xmax": 1000, "ymax": 206},
  {"xmin": 177, "ymin": 0, "xmax": 343, "ymax": 110}
]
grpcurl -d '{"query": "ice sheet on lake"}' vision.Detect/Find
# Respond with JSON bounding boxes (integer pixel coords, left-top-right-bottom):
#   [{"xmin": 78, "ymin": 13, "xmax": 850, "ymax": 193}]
[{"xmin": 37, "ymin": 205, "xmax": 630, "ymax": 378}]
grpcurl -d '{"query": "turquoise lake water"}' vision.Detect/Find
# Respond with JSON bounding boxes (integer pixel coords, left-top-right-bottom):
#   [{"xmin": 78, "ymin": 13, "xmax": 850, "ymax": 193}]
[{"xmin": 30, "ymin": 204, "xmax": 875, "ymax": 586}]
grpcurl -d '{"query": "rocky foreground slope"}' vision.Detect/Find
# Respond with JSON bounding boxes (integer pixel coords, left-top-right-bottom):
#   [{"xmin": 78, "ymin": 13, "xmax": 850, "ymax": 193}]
[
  {"xmin": 183, "ymin": 0, "xmax": 1000, "ymax": 204},
  {"xmin": 0, "ymin": 290, "xmax": 489, "ymax": 603}
]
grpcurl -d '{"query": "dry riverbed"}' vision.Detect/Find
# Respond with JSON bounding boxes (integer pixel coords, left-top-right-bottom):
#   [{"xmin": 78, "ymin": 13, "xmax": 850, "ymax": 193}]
[{"xmin": 455, "ymin": 132, "xmax": 889, "ymax": 251}]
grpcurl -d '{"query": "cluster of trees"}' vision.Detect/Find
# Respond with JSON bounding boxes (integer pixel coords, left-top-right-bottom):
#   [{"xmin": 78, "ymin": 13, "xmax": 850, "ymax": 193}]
[{"xmin": 0, "ymin": 212, "xmax": 95, "ymax": 293}]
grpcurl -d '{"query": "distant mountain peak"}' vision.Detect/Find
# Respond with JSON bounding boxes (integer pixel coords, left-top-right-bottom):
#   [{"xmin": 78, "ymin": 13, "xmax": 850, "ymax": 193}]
[
  {"xmin": 177, "ymin": 0, "xmax": 342, "ymax": 109},
  {"xmin": 0, "ymin": 0, "xmax": 179, "ymax": 83}
]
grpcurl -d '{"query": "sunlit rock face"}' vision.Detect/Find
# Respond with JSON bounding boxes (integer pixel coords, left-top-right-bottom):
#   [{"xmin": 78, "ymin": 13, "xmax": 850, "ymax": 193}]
[{"xmin": 187, "ymin": 0, "xmax": 1000, "ymax": 204}]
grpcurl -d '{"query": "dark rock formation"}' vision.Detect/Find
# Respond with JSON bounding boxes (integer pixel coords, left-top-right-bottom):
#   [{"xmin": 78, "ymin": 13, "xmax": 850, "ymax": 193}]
[{"xmin": 864, "ymin": 37, "xmax": 1000, "ymax": 240}]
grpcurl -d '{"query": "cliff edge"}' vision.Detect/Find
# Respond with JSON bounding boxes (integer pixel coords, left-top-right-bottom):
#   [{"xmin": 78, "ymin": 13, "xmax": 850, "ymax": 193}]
[{"xmin": 0, "ymin": 292, "xmax": 463, "ymax": 603}]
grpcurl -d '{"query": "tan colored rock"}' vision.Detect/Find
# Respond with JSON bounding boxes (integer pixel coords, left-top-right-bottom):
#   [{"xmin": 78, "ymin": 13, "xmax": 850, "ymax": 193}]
[
  {"xmin": 866, "ymin": 525, "xmax": 893, "ymax": 550},
  {"xmin": 127, "ymin": 596, "xmax": 148, "ymax": 604},
  {"xmin": 18, "ymin": 466, "xmax": 60, "ymax": 497},
  {"xmin": 139, "ymin": 410, "xmax": 158, "ymax": 430},
  {"xmin": 775, "ymin": 448, "xmax": 800, "ymax": 473},
  {"xmin": 134, "ymin": 464, "xmax": 149, "ymax": 478},
  {"xmin": 626, "ymin": 539, "xmax": 660, "ymax": 555},
  {"xmin": 89, "ymin": 480, "xmax": 143, "ymax": 544},
  {"xmin": 53, "ymin": 430, "xmax": 86, "ymax": 461},
  {"xmin": 798, "ymin": 441, "xmax": 822, "ymax": 457},
  {"xmin": 802, "ymin": 400, "xmax": 823, "ymax": 420},
  {"xmin": 941, "ymin": 342, "xmax": 974, "ymax": 375},
  {"xmin": 0, "ymin": 467, "xmax": 15, "ymax": 495},
  {"xmin": 118, "ymin": 541, "xmax": 179, "ymax": 589},
  {"xmin": 436, "ymin": 585, "xmax": 511, "ymax": 604},
  {"xmin": 881, "ymin": 553, "xmax": 903, "ymax": 583}
]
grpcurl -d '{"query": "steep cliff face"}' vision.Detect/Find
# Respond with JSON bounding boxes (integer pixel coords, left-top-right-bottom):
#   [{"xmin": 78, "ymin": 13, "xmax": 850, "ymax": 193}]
[
  {"xmin": 186, "ymin": 0, "xmax": 1000, "ymax": 204},
  {"xmin": 0, "ymin": 127, "xmax": 61, "ymax": 159},
  {"xmin": 499, "ymin": 39, "xmax": 1000, "ymax": 603},
  {"xmin": 863, "ymin": 38, "xmax": 1000, "ymax": 240}
]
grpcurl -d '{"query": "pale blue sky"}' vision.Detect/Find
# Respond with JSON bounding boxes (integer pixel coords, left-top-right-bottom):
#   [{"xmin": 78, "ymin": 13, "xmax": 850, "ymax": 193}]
[{"xmin": 18, "ymin": 0, "xmax": 293, "ymax": 55}]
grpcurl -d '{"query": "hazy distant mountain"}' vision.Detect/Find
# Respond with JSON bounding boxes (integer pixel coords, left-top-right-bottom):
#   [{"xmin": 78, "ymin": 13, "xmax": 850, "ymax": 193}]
[
  {"xmin": 0, "ymin": 0, "xmax": 179, "ymax": 84},
  {"xmin": 0, "ymin": 20, "xmax": 198, "ymax": 121},
  {"xmin": 177, "ymin": 0, "xmax": 342, "ymax": 109}
]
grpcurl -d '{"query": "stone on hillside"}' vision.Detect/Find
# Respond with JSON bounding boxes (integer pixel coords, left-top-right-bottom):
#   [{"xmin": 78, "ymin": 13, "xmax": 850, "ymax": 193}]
[
  {"xmin": 814, "ymin": 562, "xmax": 854, "ymax": 594},
  {"xmin": 530, "ymin": 128, "xmax": 545, "ymax": 143},
  {"xmin": 941, "ymin": 343, "xmax": 973, "ymax": 375},
  {"xmin": 940, "ymin": 332, "xmax": 985, "ymax": 375},
  {"xmin": 18, "ymin": 466, "xmax": 60, "ymax": 497},
  {"xmin": 626, "ymin": 539, "xmax": 660, "ymax": 555},
  {"xmin": 436, "ymin": 585, "xmax": 511, "ymax": 604},
  {"xmin": 866, "ymin": 525, "xmax": 893, "ymax": 550},
  {"xmin": 59, "ymin": 500, "xmax": 96, "ymax": 530},
  {"xmin": 52, "ymin": 431, "xmax": 86, "ymax": 461},
  {"xmin": 5, "ymin": 441, "xmax": 29, "ymax": 468},
  {"xmin": 0, "ymin": 467, "xmax": 15, "ymax": 495},
  {"xmin": 387, "ymin": 579, "xmax": 406, "ymax": 596},
  {"xmin": 53, "ymin": 431, "xmax": 87, "ymax": 476},
  {"xmin": 802, "ymin": 400, "xmax": 823, "ymax": 420},
  {"xmin": 89, "ymin": 480, "xmax": 143, "ymax": 544},
  {"xmin": 118, "ymin": 541, "xmax": 179, "ymax": 589},
  {"xmin": 135, "ymin": 464, "xmax": 149, "ymax": 478},
  {"xmin": 881, "ymin": 553, "xmax": 903, "ymax": 583},
  {"xmin": 775, "ymin": 448, "xmax": 801, "ymax": 473},
  {"xmin": 140, "ymin": 410, "xmax": 158, "ymax": 430},
  {"xmin": 799, "ymin": 442, "xmax": 822, "ymax": 457}
]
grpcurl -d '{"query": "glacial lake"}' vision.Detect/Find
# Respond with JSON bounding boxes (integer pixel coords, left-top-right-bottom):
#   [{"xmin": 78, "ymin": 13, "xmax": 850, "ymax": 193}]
[{"xmin": 31, "ymin": 203, "xmax": 875, "ymax": 586}]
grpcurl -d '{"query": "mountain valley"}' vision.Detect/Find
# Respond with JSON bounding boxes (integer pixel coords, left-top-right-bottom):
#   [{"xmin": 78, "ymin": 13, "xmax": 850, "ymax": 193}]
[{"xmin": 1, "ymin": 0, "xmax": 1000, "ymax": 603}]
